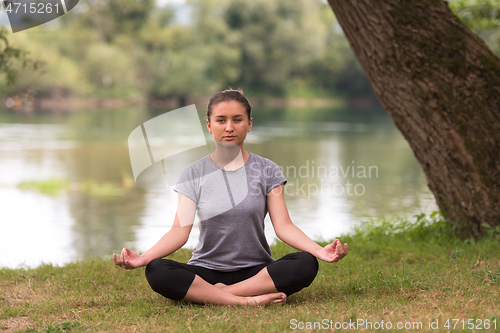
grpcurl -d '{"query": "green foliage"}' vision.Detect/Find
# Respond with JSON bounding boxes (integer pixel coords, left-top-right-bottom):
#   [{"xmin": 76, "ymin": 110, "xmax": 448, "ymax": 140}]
[
  {"xmin": 62, "ymin": 0, "xmax": 156, "ymax": 43},
  {"xmin": 3, "ymin": 0, "xmax": 368, "ymax": 100},
  {"xmin": 3, "ymin": 0, "xmax": 498, "ymax": 100},
  {"xmin": 481, "ymin": 222, "xmax": 500, "ymax": 238},
  {"xmin": 449, "ymin": 0, "xmax": 500, "ymax": 30},
  {"xmin": 5, "ymin": 31, "xmax": 84, "ymax": 97},
  {"xmin": 0, "ymin": 27, "xmax": 44, "ymax": 91},
  {"xmin": 346, "ymin": 211, "xmax": 456, "ymax": 246},
  {"xmin": 219, "ymin": 0, "xmax": 326, "ymax": 95},
  {"xmin": 82, "ymin": 43, "xmax": 138, "ymax": 98},
  {"xmin": 449, "ymin": 0, "xmax": 500, "ymax": 54},
  {"xmin": 0, "ymin": 28, "xmax": 26, "ymax": 86}
]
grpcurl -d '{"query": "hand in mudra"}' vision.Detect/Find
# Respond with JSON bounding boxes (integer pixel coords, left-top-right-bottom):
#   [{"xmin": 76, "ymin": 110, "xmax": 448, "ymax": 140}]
[
  {"xmin": 113, "ymin": 247, "xmax": 147, "ymax": 270},
  {"xmin": 317, "ymin": 239, "xmax": 348, "ymax": 263}
]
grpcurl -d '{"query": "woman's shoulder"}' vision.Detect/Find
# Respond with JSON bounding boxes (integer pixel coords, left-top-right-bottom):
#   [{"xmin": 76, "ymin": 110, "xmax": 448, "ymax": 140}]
[
  {"xmin": 247, "ymin": 152, "xmax": 284, "ymax": 180},
  {"xmin": 248, "ymin": 152, "xmax": 280, "ymax": 168}
]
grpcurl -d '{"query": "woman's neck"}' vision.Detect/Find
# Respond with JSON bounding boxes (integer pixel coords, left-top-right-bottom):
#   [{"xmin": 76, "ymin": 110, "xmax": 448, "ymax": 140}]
[{"xmin": 210, "ymin": 145, "xmax": 249, "ymax": 171}]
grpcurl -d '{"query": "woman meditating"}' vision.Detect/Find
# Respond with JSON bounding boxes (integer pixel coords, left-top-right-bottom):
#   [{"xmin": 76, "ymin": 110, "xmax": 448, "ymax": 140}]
[{"xmin": 113, "ymin": 89, "xmax": 348, "ymax": 306}]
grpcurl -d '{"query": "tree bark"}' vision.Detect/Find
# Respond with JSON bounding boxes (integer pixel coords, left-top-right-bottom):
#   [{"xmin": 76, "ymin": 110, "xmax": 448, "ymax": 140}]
[{"xmin": 327, "ymin": 0, "xmax": 500, "ymax": 237}]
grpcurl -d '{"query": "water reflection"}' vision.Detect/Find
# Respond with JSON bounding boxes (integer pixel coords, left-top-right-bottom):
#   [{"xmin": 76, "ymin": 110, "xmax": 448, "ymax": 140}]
[{"xmin": 0, "ymin": 106, "xmax": 437, "ymax": 268}]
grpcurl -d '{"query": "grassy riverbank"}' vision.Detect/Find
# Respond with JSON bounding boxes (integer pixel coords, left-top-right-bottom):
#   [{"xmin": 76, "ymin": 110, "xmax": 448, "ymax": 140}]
[{"xmin": 1, "ymin": 213, "xmax": 499, "ymax": 332}]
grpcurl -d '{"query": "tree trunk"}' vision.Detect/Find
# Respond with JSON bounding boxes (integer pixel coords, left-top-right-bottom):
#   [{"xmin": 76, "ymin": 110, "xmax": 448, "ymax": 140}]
[{"xmin": 327, "ymin": 0, "xmax": 500, "ymax": 237}]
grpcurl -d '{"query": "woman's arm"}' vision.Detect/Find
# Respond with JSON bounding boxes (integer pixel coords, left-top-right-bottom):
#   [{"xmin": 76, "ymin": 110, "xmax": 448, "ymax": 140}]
[
  {"xmin": 267, "ymin": 184, "xmax": 348, "ymax": 263},
  {"xmin": 113, "ymin": 193, "xmax": 195, "ymax": 269}
]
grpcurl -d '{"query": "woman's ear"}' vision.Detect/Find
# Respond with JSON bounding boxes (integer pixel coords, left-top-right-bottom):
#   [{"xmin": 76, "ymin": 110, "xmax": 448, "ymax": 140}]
[
  {"xmin": 206, "ymin": 118, "xmax": 212, "ymax": 133},
  {"xmin": 248, "ymin": 117, "xmax": 253, "ymax": 132}
]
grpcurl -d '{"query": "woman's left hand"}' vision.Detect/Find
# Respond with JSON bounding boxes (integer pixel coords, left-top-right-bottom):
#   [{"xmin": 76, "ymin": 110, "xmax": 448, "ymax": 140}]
[{"xmin": 316, "ymin": 239, "xmax": 348, "ymax": 263}]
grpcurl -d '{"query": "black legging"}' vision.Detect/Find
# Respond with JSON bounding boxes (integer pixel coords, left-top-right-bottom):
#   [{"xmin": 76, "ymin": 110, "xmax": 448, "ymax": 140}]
[{"xmin": 145, "ymin": 252, "xmax": 319, "ymax": 300}]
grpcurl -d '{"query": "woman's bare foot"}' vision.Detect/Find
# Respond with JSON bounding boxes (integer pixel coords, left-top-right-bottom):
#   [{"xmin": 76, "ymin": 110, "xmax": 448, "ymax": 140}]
[
  {"xmin": 244, "ymin": 292, "xmax": 286, "ymax": 306},
  {"xmin": 214, "ymin": 283, "xmax": 227, "ymax": 289}
]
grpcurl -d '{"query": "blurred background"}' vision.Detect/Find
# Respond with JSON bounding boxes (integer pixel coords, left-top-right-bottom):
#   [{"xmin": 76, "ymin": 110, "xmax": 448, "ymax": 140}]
[{"xmin": 0, "ymin": 0, "xmax": 497, "ymax": 268}]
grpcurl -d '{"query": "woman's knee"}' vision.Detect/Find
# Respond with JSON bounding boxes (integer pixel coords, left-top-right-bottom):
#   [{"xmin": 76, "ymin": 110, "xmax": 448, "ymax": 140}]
[
  {"xmin": 268, "ymin": 252, "xmax": 319, "ymax": 295},
  {"xmin": 144, "ymin": 259, "xmax": 166, "ymax": 292},
  {"xmin": 294, "ymin": 252, "xmax": 319, "ymax": 284},
  {"xmin": 144, "ymin": 259, "xmax": 195, "ymax": 300}
]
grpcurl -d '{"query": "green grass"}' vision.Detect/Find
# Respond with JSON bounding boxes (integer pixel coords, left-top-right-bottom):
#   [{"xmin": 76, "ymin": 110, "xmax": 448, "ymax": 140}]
[
  {"xmin": 16, "ymin": 178, "xmax": 125, "ymax": 198},
  {"xmin": 1, "ymin": 212, "xmax": 499, "ymax": 332},
  {"xmin": 17, "ymin": 178, "xmax": 69, "ymax": 196}
]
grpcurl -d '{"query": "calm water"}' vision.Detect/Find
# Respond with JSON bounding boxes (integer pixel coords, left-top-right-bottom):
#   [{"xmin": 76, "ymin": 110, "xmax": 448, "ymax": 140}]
[{"xmin": 0, "ymin": 106, "xmax": 437, "ymax": 268}]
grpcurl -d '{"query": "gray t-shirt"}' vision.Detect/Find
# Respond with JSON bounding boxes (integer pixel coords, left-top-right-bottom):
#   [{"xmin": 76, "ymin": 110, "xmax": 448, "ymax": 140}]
[{"xmin": 173, "ymin": 152, "xmax": 287, "ymax": 271}]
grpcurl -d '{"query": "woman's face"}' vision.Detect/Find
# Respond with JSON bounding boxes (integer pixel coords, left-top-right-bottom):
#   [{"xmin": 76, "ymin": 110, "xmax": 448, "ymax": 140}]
[{"xmin": 206, "ymin": 101, "xmax": 252, "ymax": 148}]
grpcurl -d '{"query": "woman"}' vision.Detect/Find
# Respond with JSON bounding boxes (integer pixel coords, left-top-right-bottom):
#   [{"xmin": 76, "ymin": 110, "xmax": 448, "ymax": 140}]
[{"xmin": 113, "ymin": 89, "xmax": 348, "ymax": 306}]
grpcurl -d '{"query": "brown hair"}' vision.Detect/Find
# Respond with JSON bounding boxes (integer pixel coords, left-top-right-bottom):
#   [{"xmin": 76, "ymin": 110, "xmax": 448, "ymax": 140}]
[{"xmin": 206, "ymin": 89, "xmax": 251, "ymax": 122}]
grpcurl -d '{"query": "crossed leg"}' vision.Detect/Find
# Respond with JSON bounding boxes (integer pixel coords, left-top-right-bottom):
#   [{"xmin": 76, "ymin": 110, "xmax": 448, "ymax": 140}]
[
  {"xmin": 145, "ymin": 252, "xmax": 318, "ymax": 306},
  {"xmin": 184, "ymin": 272, "xmax": 286, "ymax": 306},
  {"xmin": 213, "ymin": 267, "xmax": 277, "ymax": 296},
  {"xmin": 145, "ymin": 259, "xmax": 286, "ymax": 306}
]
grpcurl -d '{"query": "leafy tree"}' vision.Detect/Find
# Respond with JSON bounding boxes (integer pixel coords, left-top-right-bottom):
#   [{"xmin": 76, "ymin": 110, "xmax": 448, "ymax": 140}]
[
  {"xmin": 6, "ymin": 30, "xmax": 83, "ymax": 97},
  {"xmin": 144, "ymin": 0, "xmax": 240, "ymax": 101},
  {"xmin": 305, "ymin": 6, "xmax": 377, "ymax": 100},
  {"xmin": 62, "ymin": 0, "xmax": 156, "ymax": 43},
  {"xmin": 0, "ymin": 27, "xmax": 43, "ymax": 91},
  {"xmin": 83, "ymin": 43, "xmax": 138, "ymax": 98},
  {"xmin": 327, "ymin": 0, "xmax": 500, "ymax": 237},
  {"xmin": 219, "ymin": 0, "xmax": 326, "ymax": 95}
]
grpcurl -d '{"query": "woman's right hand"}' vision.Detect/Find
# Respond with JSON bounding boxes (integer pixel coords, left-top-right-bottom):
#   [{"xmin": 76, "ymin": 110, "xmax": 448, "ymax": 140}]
[{"xmin": 113, "ymin": 247, "xmax": 148, "ymax": 270}]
